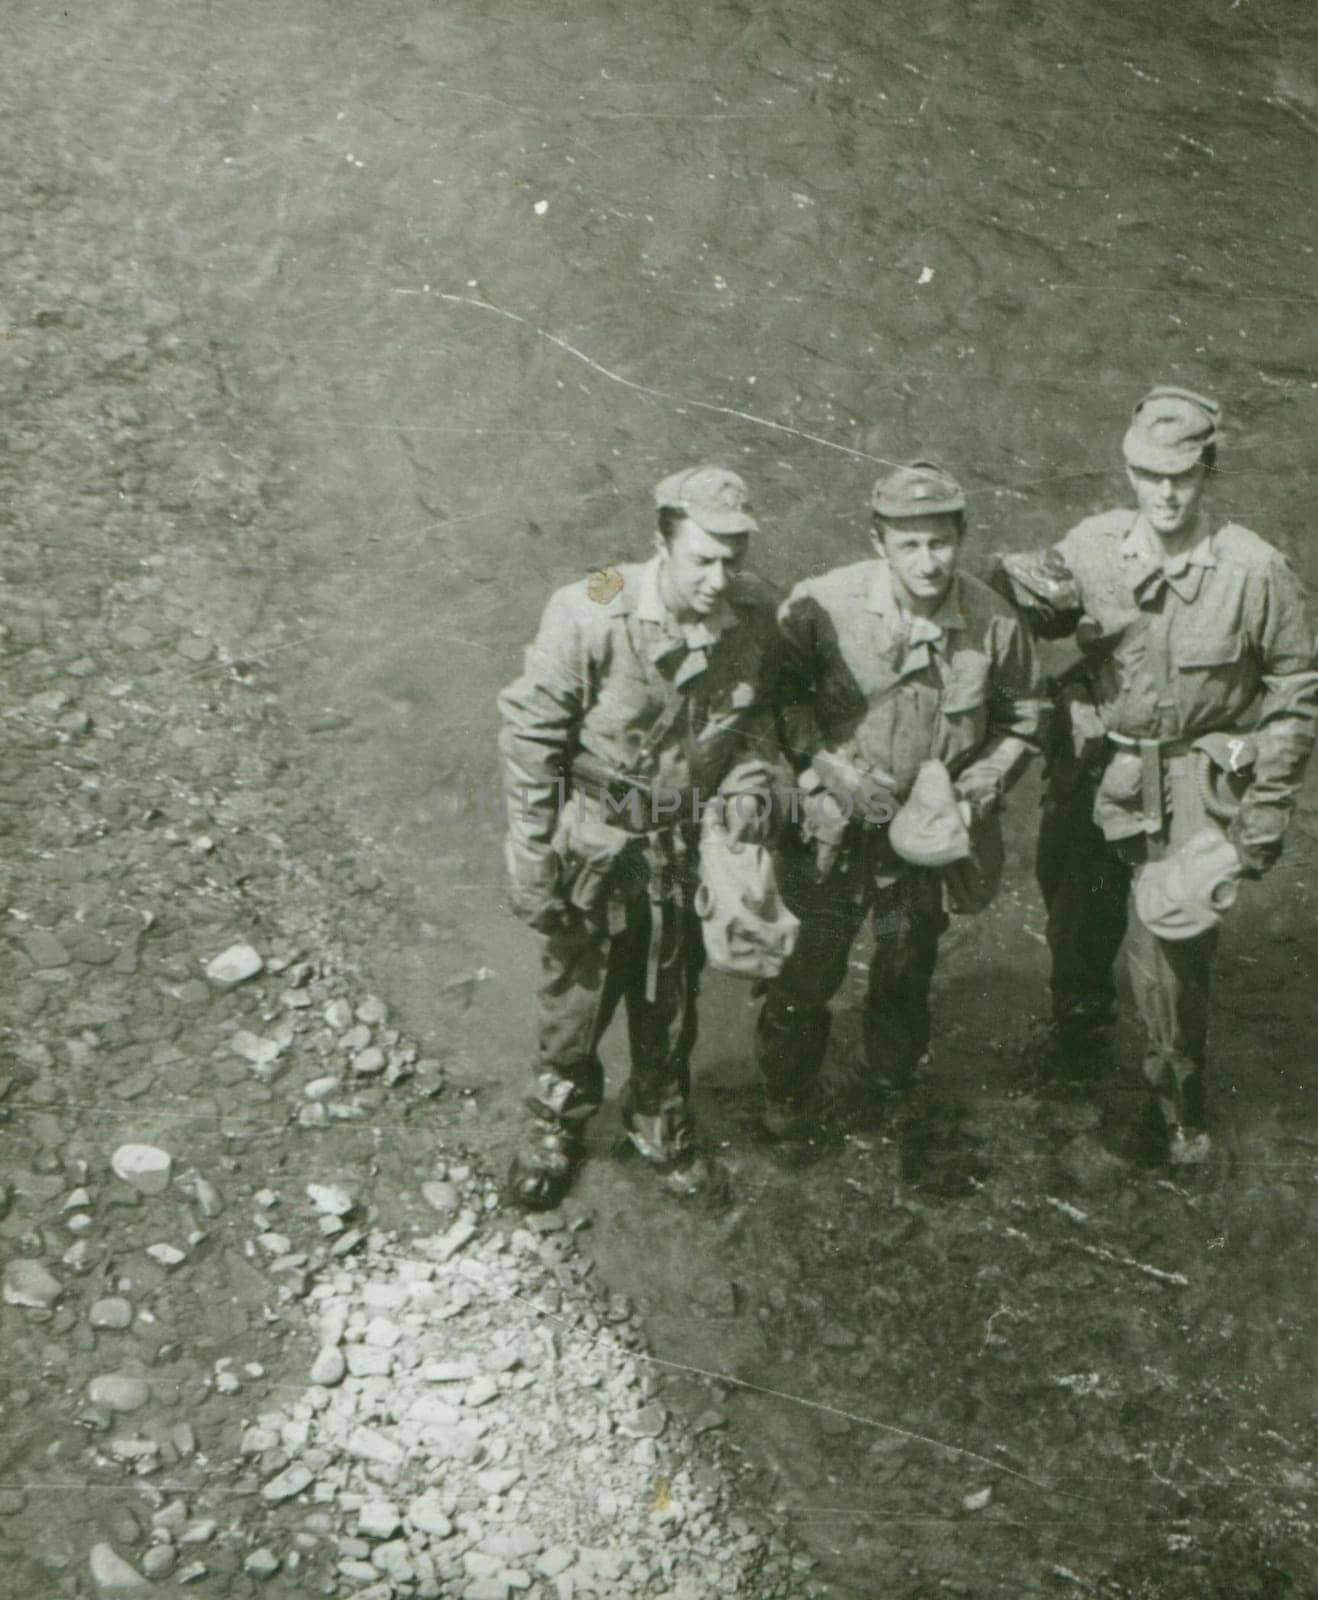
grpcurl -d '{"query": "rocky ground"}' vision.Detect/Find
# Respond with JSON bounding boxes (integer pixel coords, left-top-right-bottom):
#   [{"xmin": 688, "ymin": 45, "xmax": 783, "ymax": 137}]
[
  {"xmin": 6, "ymin": 3, "xmax": 1318, "ymax": 1598},
  {"xmin": 0, "ymin": 143, "xmax": 807, "ymax": 1600}
]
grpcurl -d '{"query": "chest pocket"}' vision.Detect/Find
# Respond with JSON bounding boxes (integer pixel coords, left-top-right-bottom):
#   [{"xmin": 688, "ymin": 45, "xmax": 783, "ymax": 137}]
[
  {"xmin": 940, "ymin": 652, "xmax": 992, "ymax": 717},
  {"xmin": 1176, "ymin": 630, "xmax": 1244, "ymax": 671}
]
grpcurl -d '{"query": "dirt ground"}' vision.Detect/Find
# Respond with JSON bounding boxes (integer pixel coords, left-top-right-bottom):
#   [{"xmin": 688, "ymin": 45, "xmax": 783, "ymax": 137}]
[{"xmin": 4, "ymin": 1, "xmax": 1318, "ymax": 1597}]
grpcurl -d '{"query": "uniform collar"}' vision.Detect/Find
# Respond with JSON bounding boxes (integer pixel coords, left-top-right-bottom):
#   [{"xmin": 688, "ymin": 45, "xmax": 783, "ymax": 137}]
[
  {"xmin": 636, "ymin": 555, "xmax": 732, "ymax": 678},
  {"xmin": 1123, "ymin": 515, "xmax": 1217, "ymax": 604},
  {"xmin": 865, "ymin": 560, "xmax": 966, "ymax": 679}
]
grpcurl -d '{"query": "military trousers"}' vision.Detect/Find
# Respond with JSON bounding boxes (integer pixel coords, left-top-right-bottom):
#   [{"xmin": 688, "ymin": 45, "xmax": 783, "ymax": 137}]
[
  {"xmin": 1037, "ymin": 771, "xmax": 1213, "ymax": 1126},
  {"xmin": 530, "ymin": 851, "xmax": 703, "ymax": 1147},
  {"xmin": 755, "ymin": 833, "xmax": 947, "ymax": 1106}
]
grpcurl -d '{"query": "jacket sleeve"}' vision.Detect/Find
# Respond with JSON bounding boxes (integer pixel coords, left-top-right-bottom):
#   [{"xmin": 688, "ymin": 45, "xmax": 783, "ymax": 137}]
[
  {"xmin": 988, "ymin": 544, "xmax": 1084, "ymax": 641},
  {"xmin": 1237, "ymin": 556, "xmax": 1318, "ymax": 857},
  {"xmin": 955, "ymin": 612, "xmax": 1048, "ymax": 813},
  {"xmin": 773, "ymin": 584, "xmax": 823, "ymax": 774},
  {"xmin": 496, "ymin": 587, "xmax": 590, "ymax": 917}
]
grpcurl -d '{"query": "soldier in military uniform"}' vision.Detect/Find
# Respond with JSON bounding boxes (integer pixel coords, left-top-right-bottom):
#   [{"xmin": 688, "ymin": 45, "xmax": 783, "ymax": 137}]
[
  {"xmin": 756, "ymin": 462, "xmax": 1046, "ymax": 1137},
  {"xmin": 497, "ymin": 466, "xmax": 787, "ymax": 1209},
  {"xmin": 996, "ymin": 387, "xmax": 1318, "ymax": 1162}
]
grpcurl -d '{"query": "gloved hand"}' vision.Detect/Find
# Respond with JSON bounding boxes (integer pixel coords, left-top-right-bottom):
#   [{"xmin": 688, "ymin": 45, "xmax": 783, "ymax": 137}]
[
  {"xmin": 954, "ymin": 769, "xmax": 1002, "ymax": 827},
  {"xmin": 1227, "ymin": 814, "xmax": 1283, "ymax": 880},
  {"xmin": 719, "ymin": 761, "xmax": 778, "ymax": 846},
  {"xmin": 521, "ymin": 902, "xmax": 572, "ymax": 934},
  {"xmin": 799, "ymin": 775, "xmax": 852, "ymax": 877}
]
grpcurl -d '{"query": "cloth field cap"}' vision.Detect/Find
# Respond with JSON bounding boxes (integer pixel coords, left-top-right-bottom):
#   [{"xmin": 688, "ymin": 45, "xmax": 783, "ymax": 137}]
[
  {"xmin": 653, "ymin": 465, "xmax": 757, "ymax": 534},
  {"xmin": 1122, "ymin": 386, "xmax": 1220, "ymax": 475},
  {"xmin": 1134, "ymin": 826, "xmax": 1242, "ymax": 942},
  {"xmin": 872, "ymin": 460, "xmax": 966, "ymax": 519},
  {"xmin": 889, "ymin": 760, "xmax": 971, "ymax": 868}
]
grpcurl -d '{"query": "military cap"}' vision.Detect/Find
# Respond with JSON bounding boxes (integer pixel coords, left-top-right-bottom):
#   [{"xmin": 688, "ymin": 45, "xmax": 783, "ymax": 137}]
[
  {"xmin": 1122, "ymin": 385, "xmax": 1219, "ymax": 475},
  {"xmin": 653, "ymin": 465, "xmax": 757, "ymax": 534},
  {"xmin": 871, "ymin": 460, "xmax": 966, "ymax": 519}
]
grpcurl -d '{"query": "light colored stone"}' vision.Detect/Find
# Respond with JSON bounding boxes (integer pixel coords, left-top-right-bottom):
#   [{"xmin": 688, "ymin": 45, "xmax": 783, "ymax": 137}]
[
  {"xmin": 412, "ymin": 1395, "xmax": 460, "ymax": 1429},
  {"xmin": 110, "ymin": 1144, "xmax": 172, "ymax": 1195},
  {"xmin": 89, "ymin": 1543, "xmax": 148, "ymax": 1590},
  {"xmin": 324, "ymin": 999, "xmax": 354, "ymax": 1031},
  {"xmin": 88, "ymin": 1374, "xmax": 151, "ymax": 1413},
  {"xmin": 363, "ymin": 1316, "xmax": 400, "ymax": 1348},
  {"xmin": 421, "ymin": 1181, "xmax": 459, "ymax": 1214},
  {"xmin": 109, "ymin": 1438, "xmax": 159, "ymax": 1465},
  {"xmin": 358, "ymin": 1501, "xmax": 401, "ymax": 1540},
  {"xmin": 356, "ymin": 995, "xmax": 389, "ymax": 1025},
  {"xmin": 261, "ymin": 1463, "xmax": 314, "ymax": 1502},
  {"xmin": 306, "ymin": 1182, "xmax": 353, "ymax": 1216},
  {"xmin": 536, "ymin": 1549, "xmax": 574, "ymax": 1578},
  {"xmin": 351, "ymin": 1046, "xmax": 386, "ymax": 1077},
  {"xmin": 205, "ymin": 942, "xmax": 264, "ymax": 985},
  {"xmin": 4, "ymin": 1259, "xmax": 62, "ymax": 1309},
  {"xmin": 464, "ymin": 1376, "xmax": 499, "ymax": 1408},
  {"xmin": 231, "ymin": 1031, "xmax": 283, "ymax": 1067},
  {"xmin": 146, "ymin": 1244, "xmax": 186, "ymax": 1267},
  {"xmin": 407, "ymin": 1491, "xmax": 454, "ymax": 1539},
  {"xmin": 482, "ymin": 1528, "xmax": 541, "ymax": 1561},
  {"xmin": 345, "ymin": 1343, "xmax": 393, "ymax": 1378},
  {"xmin": 310, "ymin": 1346, "xmax": 346, "ymax": 1386},
  {"xmin": 244, "ymin": 1548, "xmax": 280, "ymax": 1579},
  {"xmin": 304, "ymin": 1076, "xmax": 340, "ymax": 1100},
  {"xmin": 476, "ymin": 1467, "xmax": 522, "ymax": 1495},
  {"xmin": 179, "ymin": 1519, "xmax": 217, "ymax": 1544},
  {"xmin": 141, "ymin": 1545, "xmax": 176, "ymax": 1580},
  {"xmin": 346, "ymin": 1425, "xmax": 404, "ymax": 1466},
  {"xmin": 362, "ymin": 1282, "xmax": 408, "ymax": 1310},
  {"xmin": 421, "ymin": 1358, "xmax": 478, "ymax": 1384}
]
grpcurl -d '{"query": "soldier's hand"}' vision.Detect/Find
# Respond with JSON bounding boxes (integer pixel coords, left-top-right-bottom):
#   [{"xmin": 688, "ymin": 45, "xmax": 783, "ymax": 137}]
[
  {"xmin": 1230, "ymin": 833, "xmax": 1282, "ymax": 881},
  {"xmin": 722, "ymin": 790, "xmax": 772, "ymax": 846},
  {"xmin": 954, "ymin": 774, "xmax": 1001, "ymax": 827},
  {"xmin": 526, "ymin": 898, "xmax": 576, "ymax": 936}
]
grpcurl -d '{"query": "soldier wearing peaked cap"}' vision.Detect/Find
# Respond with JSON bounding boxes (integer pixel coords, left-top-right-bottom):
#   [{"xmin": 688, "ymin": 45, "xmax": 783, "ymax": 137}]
[
  {"xmin": 496, "ymin": 465, "xmax": 790, "ymax": 1209},
  {"xmin": 756, "ymin": 461, "xmax": 1046, "ymax": 1140},
  {"xmin": 994, "ymin": 386, "xmax": 1318, "ymax": 1164}
]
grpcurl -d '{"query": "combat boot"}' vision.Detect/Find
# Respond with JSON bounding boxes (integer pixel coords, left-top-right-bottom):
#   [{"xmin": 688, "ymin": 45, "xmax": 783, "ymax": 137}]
[{"xmin": 619, "ymin": 1089, "xmax": 709, "ymax": 1196}]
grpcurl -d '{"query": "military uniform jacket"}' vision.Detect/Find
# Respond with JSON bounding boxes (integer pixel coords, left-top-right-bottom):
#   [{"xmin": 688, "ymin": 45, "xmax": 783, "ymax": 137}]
[
  {"xmin": 1009, "ymin": 510, "xmax": 1318, "ymax": 852},
  {"xmin": 497, "ymin": 556, "xmax": 788, "ymax": 916},
  {"xmin": 777, "ymin": 559, "xmax": 1046, "ymax": 807}
]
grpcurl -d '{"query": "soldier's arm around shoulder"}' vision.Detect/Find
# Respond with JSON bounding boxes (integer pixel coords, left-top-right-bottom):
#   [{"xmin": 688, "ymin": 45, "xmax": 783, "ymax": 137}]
[
  {"xmin": 955, "ymin": 583, "xmax": 1049, "ymax": 815},
  {"xmin": 986, "ymin": 515, "xmax": 1112, "ymax": 641},
  {"xmin": 496, "ymin": 583, "xmax": 594, "ymax": 922},
  {"xmin": 772, "ymin": 575, "xmax": 827, "ymax": 774}
]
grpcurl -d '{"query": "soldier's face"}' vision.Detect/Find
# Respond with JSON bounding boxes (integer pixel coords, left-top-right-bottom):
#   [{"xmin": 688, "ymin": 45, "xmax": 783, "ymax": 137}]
[
  {"xmin": 1127, "ymin": 460, "xmax": 1207, "ymax": 538},
  {"xmin": 656, "ymin": 517, "xmax": 747, "ymax": 619},
  {"xmin": 875, "ymin": 515, "xmax": 961, "ymax": 607}
]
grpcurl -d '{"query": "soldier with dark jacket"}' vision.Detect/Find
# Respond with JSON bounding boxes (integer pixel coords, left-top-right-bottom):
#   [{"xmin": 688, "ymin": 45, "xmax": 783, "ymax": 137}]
[
  {"xmin": 756, "ymin": 462, "xmax": 1046, "ymax": 1137},
  {"xmin": 995, "ymin": 387, "xmax": 1318, "ymax": 1162}
]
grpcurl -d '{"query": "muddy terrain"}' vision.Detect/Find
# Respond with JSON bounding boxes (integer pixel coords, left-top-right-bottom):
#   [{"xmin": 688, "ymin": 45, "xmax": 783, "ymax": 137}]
[{"xmin": 3, "ymin": 2, "xmax": 1318, "ymax": 1598}]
